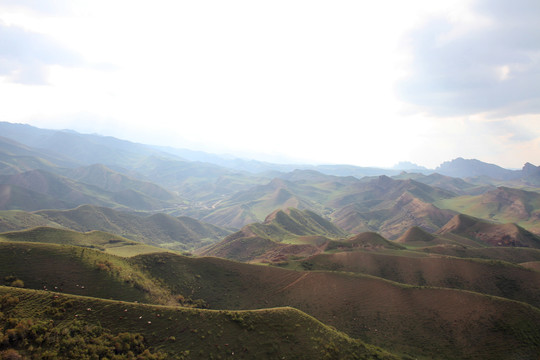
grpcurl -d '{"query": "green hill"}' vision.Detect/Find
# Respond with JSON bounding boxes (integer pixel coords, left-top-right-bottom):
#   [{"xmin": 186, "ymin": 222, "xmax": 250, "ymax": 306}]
[
  {"xmin": 0, "ymin": 135, "xmax": 78, "ymax": 174},
  {"xmin": 326, "ymin": 232, "xmax": 405, "ymax": 252},
  {"xmin": 35, "ymin": 205, "xmax": 231, "ymax": 251},
  {"xmin": 437, "ymin": 214, "xmax": 540, "ymax": 248},
  {"xmin": 0, "ymin": 226, "xmax": 167, "ymax": 257},
  {"xmin": 135, "ymin": 252, "xmax": 540, "ymax": 359},
  {"xmin": 293, "ymin": 250, "xmax": 540, "ymax": 308},
  {"xmin": 0, "ymin": 286, "xmax": 396, "ymax": 360},
  {"xmin": 332, "ymin": 193, "xmax": 456, "ymax": 239},
  {"xmin": 200, "ymin": 208, "xmax": 346, "ymax": 262},
  {"xmin": 62, "ymin": 163, "xmax": 178, "ymax": 201},
  {"xmin": 0, "ymin": 169, "xmax": 177, "ymax": 211},
  {"xmin": 0, "ymin": 242, "xmax": 175, "ymax": 305},
  {"xmin": 421, "ymin": 245, "xmax": 540, "ymax": 263},
  {"xmin": 435, "ymin": 186, "xmax": 540, "ymax": 234}
]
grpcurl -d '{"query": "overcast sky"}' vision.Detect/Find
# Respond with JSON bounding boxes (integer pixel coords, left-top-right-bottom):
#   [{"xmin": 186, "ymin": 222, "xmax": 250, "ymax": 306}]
[{"xmin": 0, "ymin": 0, "xmax": 539, "ymax": 168}]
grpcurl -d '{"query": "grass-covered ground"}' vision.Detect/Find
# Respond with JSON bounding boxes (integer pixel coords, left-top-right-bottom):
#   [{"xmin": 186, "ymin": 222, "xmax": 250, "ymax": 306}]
[{"xmin": 0, "ymin": 286, "xmax": 397, "ymax": 360}]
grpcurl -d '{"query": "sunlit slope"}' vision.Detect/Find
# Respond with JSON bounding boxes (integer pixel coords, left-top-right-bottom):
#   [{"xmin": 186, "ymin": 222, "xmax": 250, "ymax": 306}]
[
  {"xmin": 326, "ymin": 232, "xmax": 405, "ymax": 251},
  {"xmin": 0, "ymin": 286, "xmax": 397, "ymax": 360},
  {"xmin": 0, "ymin": 242, "xmax": 176, "ymax": 305},
  {"xmin": 437, "ymin": 214, "xmax": 540, "ymax": 248},
  {"xmin": 332, "ymin": 192, "xmax": 456, "ymax": 239},
  {"xmin": 397, "ymin": 225, "xmax": 488, "ymax": 247},
  {"xmin": 0, "ymin": 226, "xmax": 167, "ymax": 256},
  {"xmin": 135, "ymin": 252, "xmax": 540, "ymax": 359},
  {"xmin": 199, "ymin": 208, "xmax": 346, "ymax": 262},
  {"xmin": 435, "ymin": 187, "xmax": 540, "ymax": 234},
  {"xmin": 0, "ymin": 209, "xmax": 64, "ymax": 232}
]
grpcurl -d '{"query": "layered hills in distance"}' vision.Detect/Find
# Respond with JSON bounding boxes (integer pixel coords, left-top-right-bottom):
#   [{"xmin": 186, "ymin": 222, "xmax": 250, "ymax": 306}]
[{"xmin": 1, "ymin": 121, "xmax": 540, "ymax": 359}]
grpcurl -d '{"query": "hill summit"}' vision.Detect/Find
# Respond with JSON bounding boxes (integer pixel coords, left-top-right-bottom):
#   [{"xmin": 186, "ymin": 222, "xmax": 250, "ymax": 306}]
[
  {"xmin": 438, "ymin": 214, "xmax": 540, "ymax": 248},
  {"xmin": 199, "ymin": 208, "xmax": 346, "ymax": 262}
]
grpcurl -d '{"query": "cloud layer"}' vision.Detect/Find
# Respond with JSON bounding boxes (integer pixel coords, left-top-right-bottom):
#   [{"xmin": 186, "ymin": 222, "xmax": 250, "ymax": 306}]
[
  {"xmin": 396, "ymin": 0, "xmax": 540, "ymax": 117},
  {"xmin": 0, "ymin": 24, "xmax": 82, "ymax": 84}
]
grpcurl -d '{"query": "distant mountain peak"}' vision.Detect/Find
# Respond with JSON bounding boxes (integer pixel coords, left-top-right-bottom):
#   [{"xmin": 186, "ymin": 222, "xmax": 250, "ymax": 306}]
[
  {"xmin": 393, "ymin": 161, "xmax": 428, "ymax": 171},
  {"xmin": 435, "ymin": 158, "xmax": 520, "ymax": 180}
]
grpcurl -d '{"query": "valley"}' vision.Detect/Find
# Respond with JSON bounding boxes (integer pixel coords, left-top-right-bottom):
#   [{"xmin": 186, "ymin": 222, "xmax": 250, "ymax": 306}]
[{"xmin": 1, "ymin": 122, "xmax": 540, "ymax": 359}]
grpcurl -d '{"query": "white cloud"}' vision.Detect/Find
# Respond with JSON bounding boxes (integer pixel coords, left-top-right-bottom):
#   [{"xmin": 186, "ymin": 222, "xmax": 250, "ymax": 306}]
[{"xmin": 0, "ymin": 0, "xmax": 538, "ymax": 169}]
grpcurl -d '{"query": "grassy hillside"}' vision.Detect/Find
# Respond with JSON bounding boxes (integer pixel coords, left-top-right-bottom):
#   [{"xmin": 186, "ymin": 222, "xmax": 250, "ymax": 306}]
[
  {"xmin": 135, "ymin": 252, "xmax": 540, "ymax": 359},
  {"xmin": 62, "ymin": 163, "xmax": 179, "ymax": 201},
  {"xmin": 437, "ymin": 214, "xmax": 540, "ymax": 248},
  {"xmin": 332, "ymin": 193, "xmax": 456, "ymax": 239},
  {"xmin": 0, "ymin": 286, "xmax": 396, "ymax": 360},
  {"xmin": 33, "ymin": 205, "xmax": 231, "ymax": 251},
  {"xmin": 0, "ymin": 226, "xmax": 168, "ymax": 257},
  {"xmin": 0, "ymin": 135, "xmax": 78, "ymax": 174},
  {"xmin": 420, "ymin": 245, "xmax": 540, "ymax": 263},
  {"xmin": 200, "ymin": 208, "xmax": 345, "ymax": 262},
  {"xmin": 0, "ymin": 169, "xmax": 176, "ymax": 211},
  {"xmin": 326, "ymin": 232, "xmax": 405, "ymax": 252},
  {"xmin": 0, "ymin": 242, "xmax": 176, "ymax": 305},
  {"xmin": 250, "ymin": 208, "xmax": 347, "ymax": 241},
  {"xmin": 435, "ymin": 187, "xmax": 540, "ymax": 234},
  {"xmin": 292, "ymin": 250, "xmax": 540, "ymax": 308},
  {"xmin": 0, "ymin": 210, "xmax": 64, "ymax": 232},
  {"xmin": 396, "ymin": 172, "xmax": 494, "ymax": 195},
  {"xmin": 0, "ymin": 184, "xmax": 74, "ymax": 211},
  {"xmin": 396, "ymin": 226, "xmax": 485, "ymax": 248}
]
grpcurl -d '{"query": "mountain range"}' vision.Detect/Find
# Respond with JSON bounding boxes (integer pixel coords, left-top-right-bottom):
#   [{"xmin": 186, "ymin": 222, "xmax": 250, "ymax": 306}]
[{"xmin": 1, "ymin": 120, "xmax": 540, "ymax": 359}]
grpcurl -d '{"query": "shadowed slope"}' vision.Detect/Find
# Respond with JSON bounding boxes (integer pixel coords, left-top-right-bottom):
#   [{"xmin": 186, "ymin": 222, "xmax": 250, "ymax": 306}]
[
  {"xmin": 296, "ymin": 250, "xmax": 540, "ymax": 308},
  {"xmin": 0, "ymin": 169, "xmax": 175, "ymax": 211},
  {"xmin": 0, "ymin": 286, "xmax": 397, "ymax": 360},
  {"xmin": 134, "ymin": 252, "xmax": 540, "ymax": 359}
]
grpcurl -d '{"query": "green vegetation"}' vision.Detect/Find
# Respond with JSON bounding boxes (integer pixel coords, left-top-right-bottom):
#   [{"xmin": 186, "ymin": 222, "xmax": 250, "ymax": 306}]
[
  {"xmin": 0, "ymin": 287, "xmax": 397, "ymax": 360},
  {"xmin": 0, "ymin": 227, "xmax": 168, "ymax": 257},
  {"xmin": 0, "ymin": 242, "xmax": 177, "ymax": 306},
  {"xmin": 435, "ymin": 187, "xmax": 540, "ymax": 234},
  {"xmin": 134, "ymin": 252, "xmax": 540, "ymax": 359},
  {"xmin": 3, "ymin": 123, "xmax": 540, "ymax": 359},
  {"xmin": 200, "ymin": 208, "xmax": 346, "ymax": 262},
  {"xmin": 0, "ymin": 205, "xmax": 232, "ymax": 251}
]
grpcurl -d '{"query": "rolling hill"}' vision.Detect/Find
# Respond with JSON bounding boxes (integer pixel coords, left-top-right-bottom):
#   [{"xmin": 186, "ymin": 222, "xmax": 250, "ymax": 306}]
[
  {"xmin": 332, "ymin": 192, "xmax": 456, "ymax": 239},
  {"xmin": 0, "ymin": 205, "xmax": 232, "ymax": 251},
  {"xmin": 435, "ymin": 186, "xmax": 540, "ymax": 234},
  {"xmin": 0, "ymin": 286, "xmax": 396, "ymax": 360},
  {"xmin": 0, "ymin": 169, "xmax": 178, "ymax": 211},
  {"xmin": 35, "ymin": 205, "xmax": 231, "ymax": 251},
  {"xmin": 293, "ymin": 250, "xmax": 540, "ymax": 308},
  {"xmin": 199, "ymin": 208, "xmax": 346, "ymax": 262},
  {"xmin": 0, "ymin": 226, "xmax": 168, "ymax": 257},
  {"xmin": 437, "ymin": 214, "xmax": 540, "ymax": 248},
  {"xmin": 136, "ymin": 252, "xmax": 540, "ymax": 359}
]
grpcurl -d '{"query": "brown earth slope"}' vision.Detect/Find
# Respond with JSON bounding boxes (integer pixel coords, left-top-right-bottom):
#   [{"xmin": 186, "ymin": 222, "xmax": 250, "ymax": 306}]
[{"xmin": 135, "ymin": 252, "xmax": 540, "ymax": 359}]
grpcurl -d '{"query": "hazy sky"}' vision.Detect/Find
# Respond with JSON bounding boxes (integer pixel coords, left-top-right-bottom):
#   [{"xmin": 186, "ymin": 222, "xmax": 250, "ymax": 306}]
[{"xmin": 0, "ymin": 0, "xmax": 539, "ymax": 168}]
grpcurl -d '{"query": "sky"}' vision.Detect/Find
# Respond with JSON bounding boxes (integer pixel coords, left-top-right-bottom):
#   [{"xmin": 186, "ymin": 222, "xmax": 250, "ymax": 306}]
[{"xmin": 0, "ymin": 0, "xmax": 539, "ymax": 169}]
